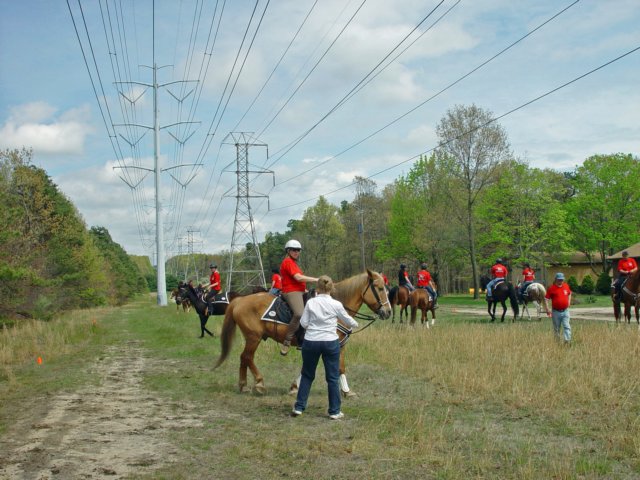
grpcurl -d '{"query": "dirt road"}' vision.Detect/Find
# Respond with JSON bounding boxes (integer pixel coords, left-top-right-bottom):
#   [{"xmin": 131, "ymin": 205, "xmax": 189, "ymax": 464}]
[{"xmin": 0, "ymin": 340, "xmax": 201, "ymax": 479}]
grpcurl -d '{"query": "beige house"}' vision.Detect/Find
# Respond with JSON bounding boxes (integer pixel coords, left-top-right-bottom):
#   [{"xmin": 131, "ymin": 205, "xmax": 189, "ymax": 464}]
[{"xmin": 543, "ymin": 252, "xmax": 605, "ymax": 286}]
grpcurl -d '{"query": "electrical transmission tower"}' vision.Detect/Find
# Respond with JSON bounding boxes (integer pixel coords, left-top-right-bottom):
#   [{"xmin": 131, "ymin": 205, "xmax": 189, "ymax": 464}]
[{"xmin": 222, "ymin": 132, "xmax": 273, "ymax": 293}]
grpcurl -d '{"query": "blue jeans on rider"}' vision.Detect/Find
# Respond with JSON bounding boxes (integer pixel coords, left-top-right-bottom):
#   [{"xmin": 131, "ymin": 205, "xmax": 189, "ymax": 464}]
[
  {"xmin": 486, "ymin": 278, "xmax": 503, "ymax": 298},
  {"xmin": 294, "ymin": 339, "xmax": 341, "ymax": 416},
  {"xmin": 519, "ymin": 281, "xmax": 532, "ymax": 298},
  {"xmin": 269, "ymin": 287, "xmax": 281, "ymax": 296}
]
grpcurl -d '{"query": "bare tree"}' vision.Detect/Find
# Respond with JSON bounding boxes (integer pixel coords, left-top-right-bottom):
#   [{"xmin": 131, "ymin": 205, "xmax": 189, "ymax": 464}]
[{"xmin": 436, "ymin": 104, "xmax": 511, "ymax": 298}]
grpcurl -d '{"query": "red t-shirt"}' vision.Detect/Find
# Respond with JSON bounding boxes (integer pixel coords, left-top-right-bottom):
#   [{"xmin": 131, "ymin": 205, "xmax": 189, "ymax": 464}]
[
  {"xmin": 618, "ymin": 257, "xmax": 638, "ymax": 274},
  {"xmin": 417, "ymin": 270, "xmax": 431, "ymax": 287},
  {"xmin": 522, "ymin": 268, "xmax": 535, "ymax": 282},
  {"xmin": 280, "ymin": 257, "xmax": 306, "ymax": 293},
  {"xmin": 545, "ymin": 282, "xmax": 571, "ymax": 310},
  {"xmin": 381, "ymin": 273, "xmax": 389, "ymax": 286},
  {"xmin": 491, "ymin": 264, "xmax": 508, "ymax": 278},
  {"xmin": 209, "ymin": 270, "xmax": 221, "ymax": 292},
  {"xmin": 271, "ymin": 273, "xmax": 282, "ymax": 290}
]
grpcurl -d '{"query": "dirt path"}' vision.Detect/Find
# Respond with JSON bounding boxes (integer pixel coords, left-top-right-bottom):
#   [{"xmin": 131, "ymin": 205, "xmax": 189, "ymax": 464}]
[
  {"xmin": 0, "ymin": 340, "xmax": 202, "ymax": 480},
  {"xmin": 451, "ymin": 305, "xmax": 621, "ymax": 322}
]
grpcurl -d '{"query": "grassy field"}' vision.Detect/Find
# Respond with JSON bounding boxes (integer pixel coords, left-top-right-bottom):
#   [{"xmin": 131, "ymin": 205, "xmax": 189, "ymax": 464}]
[{"xmin": 1, "ymin": 294, "xmax": 639, "ymax": 479}]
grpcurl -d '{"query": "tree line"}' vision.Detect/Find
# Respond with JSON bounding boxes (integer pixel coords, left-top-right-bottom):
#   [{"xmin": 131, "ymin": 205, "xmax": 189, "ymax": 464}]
[{"xmin": 0, "ymin": 148, "xmax": 149, "ymax": 325}]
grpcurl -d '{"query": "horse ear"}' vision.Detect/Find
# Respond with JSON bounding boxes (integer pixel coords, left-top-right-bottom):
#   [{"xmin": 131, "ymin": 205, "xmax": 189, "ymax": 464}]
[{"xmin": 366, "ymin": 268, "xmax": 374, "ymax": 278}]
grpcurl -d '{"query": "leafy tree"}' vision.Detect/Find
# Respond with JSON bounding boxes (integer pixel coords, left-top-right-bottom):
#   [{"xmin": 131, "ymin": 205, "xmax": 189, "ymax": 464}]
[
  {"xmin": 567, "ymin": 276, "xmax": 579, "ymax": 293},
  {"xmin": 565, "ymin": 153, "xmax": 640, "ymax": 272},
  {"xmin": 435, "ymin": 104, "xmax": 511, "ymax": 298}
]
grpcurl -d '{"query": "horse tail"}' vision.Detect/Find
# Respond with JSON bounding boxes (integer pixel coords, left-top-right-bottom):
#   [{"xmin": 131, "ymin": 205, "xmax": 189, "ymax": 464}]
[
  {"xmin": 214, "ymin": 302, "xmax": 237, "ymax": 369},
  {"xmin": 508, "ymin": 283, "xmax": 520, "ymax": 318},
  {"xmin": 388, "ymin": 286, "xmax": 398, "ymax": 305}
]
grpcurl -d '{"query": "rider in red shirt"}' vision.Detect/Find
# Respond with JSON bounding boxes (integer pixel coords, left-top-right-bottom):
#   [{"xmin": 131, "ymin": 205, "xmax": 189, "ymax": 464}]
[
  {"xmin": 205, "ymin": 263, "xmax": 221, "ymax": 295},
  {"xmin": 269, "ymin": 268, "xmax": 282, "ymax": 296},
  {"xmin": 518, "ymin": 263, "xmax": 535, "ymax": 302},
  {"xmin": 416, "ymin": 263, "xmax": 438, "ymax": 308},
  {"xmin": 614, "ymin": 251, "xmax": 639, "ymax": 301},
  {"xmin": 486, "ymin": 258, "xmax": 508, "ymax": 299},
  {"xmin": 279, "ymin": 240, "xmax": 318, "ymax": 356}
]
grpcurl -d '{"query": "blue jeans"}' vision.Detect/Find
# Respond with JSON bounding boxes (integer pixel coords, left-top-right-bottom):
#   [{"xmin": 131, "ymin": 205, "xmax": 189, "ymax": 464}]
[
  {"xmin": 486, "ymin": 278, "xmax": 503, "ymax": 297},
  {"xmin": 552, "ymin": 309, "xmax": 571, "ymax": 342},
  {"xmin": 294, "ymin": 339, "xmax": 341, "ymax": 415}
]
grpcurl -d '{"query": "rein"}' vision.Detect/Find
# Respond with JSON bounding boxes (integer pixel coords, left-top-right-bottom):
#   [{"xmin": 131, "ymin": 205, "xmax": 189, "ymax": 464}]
[{"xmin": 343, "ymin": 276, "xmax": 389, "ymax": 334}]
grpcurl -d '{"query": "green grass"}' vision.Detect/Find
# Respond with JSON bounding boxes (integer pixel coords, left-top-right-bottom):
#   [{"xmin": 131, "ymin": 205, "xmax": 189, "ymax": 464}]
[{"xmin": 2, "ymin": 295, "xmax": 639, "ymax": 479}]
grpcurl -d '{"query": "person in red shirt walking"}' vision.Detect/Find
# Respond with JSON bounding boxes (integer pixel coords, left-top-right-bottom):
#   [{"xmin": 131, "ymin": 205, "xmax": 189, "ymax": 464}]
[
  {"xmin": 486, "ymin": 258, "xmax": 508, "ymax": 300},
  {"xmin": 416, "ymin": 263, "xmax": 438, "ymax": 308},
  {"xmin": 279, "ymin": 239, "xmax": 318, "ymax": 356},
  {"xmin": 269, "ymin": 268, "xmax": 282, "ymax": 296},
  {"xmin": 614, "ymin": 251, "xmax": 638, "ymax": 302},
  {"xmin": 545, "ymin": 272, "xmax": 572, "ymax": 343},
  {"xmin": 518, "ymin": 263, "xmax": 536, "ymax": 302}
]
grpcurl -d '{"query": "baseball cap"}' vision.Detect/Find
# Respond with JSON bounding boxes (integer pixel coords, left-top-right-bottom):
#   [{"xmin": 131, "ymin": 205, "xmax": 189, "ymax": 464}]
[{"xmin": 555, "ymin": 272, "xmax": 565, "ymax": 280}]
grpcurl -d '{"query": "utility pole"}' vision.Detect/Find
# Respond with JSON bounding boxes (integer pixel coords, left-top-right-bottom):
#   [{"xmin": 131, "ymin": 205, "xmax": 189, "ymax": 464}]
[{"xmin": 222, "ymin": 132, "xmax": 273, "ymax": 293}]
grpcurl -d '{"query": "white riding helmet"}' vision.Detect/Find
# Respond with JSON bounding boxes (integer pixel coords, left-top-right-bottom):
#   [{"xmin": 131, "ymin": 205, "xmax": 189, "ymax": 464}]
[{"xmin": 285, "ymin": 239, "xmax": 302, "ymax": 251}]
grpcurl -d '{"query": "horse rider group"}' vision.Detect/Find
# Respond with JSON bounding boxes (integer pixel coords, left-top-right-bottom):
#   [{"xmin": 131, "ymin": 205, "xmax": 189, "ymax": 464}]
[
  {"xmin": 486, "ymin": 258, "xmax": 536, "ymax": 304},
  {"xmin": 397, "ymin": 263, "xmax": 439, "ymax": 308}
]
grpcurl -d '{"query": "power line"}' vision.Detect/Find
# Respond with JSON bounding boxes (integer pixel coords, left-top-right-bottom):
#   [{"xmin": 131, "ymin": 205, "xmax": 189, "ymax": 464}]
[{"xmin": 270, "ymin": 43, "xmax": 640, "ymax": 211}]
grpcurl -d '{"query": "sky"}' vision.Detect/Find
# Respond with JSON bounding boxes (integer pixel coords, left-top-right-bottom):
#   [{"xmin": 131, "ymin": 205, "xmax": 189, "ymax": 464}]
[{"xmin": 1, "ymin": 0, "xmax": 638, "ymax": 262}]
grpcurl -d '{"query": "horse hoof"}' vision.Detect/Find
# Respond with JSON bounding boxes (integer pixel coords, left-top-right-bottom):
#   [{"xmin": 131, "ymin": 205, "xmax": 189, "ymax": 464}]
[
  {"xmin": 288, "ymin": 386, "xmax": 298, "ymax": 396},
  {"xmin": 254, "ymin": 384, "xmax": 266, "ymax": 395},
  {"xmin": 240, "ymin": 385, "xmax": 251, "ymax": 394},
  {"xmin": 342, "ymin": 390, "xmax": 357, "ymax": 398}
]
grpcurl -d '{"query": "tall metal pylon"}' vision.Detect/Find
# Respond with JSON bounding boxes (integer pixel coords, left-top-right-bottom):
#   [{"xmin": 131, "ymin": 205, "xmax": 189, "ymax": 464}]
[{"xmin": 222, "ymin": 132, "xmax": 273, "ymax": 293}]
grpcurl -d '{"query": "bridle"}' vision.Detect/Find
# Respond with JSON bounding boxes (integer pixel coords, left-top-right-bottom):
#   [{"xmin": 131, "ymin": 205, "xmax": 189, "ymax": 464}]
[{"xmin": 344, "ymin": 276, "xmax": 390, "ymax": 333}]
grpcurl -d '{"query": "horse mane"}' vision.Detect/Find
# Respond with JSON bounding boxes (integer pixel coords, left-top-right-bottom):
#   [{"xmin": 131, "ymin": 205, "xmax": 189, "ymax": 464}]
[{"xmin": 333, "ymin": 272, "xmax": 370, "ymax": 303}]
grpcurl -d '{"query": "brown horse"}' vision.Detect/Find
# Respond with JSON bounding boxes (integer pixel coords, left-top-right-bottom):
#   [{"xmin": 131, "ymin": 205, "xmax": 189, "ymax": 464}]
[
  {"xmin": 409, "ymin": 288, "xmax": 436, "ymax": 327},
  {"xmin": 170, "ymin": 288, "xmax": 192, "ymax": 313},
  {"xmin": 519, "ymin": 283, "xmax": 549, "ymax": 321},
  {"xmin": 389, "ymin": 285, "xmax": 410, "ymax": 323},
  {"xmin": 614, "ymin": 270, "xmax": 640, "ymax": 325},
  {"xmin": 214, "ymin": 270, "xmax": 391, "ymax": 395}
]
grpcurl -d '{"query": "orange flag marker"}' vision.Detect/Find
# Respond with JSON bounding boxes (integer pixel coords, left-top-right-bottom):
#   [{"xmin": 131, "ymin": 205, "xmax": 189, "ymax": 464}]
[{"xmin": 37, "ymin": 356, "xmax": 43, "ymax": 365}]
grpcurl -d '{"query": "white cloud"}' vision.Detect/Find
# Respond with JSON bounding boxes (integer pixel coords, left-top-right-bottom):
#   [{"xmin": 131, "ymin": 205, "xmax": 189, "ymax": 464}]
[{"xmin": 0, "ymin": 102, "xmax": 93, "ymax": 155}]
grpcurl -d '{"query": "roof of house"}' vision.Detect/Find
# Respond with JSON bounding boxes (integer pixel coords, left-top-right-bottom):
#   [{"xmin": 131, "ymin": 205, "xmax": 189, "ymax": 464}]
[
  {"xmin": 546, "ymin": 251, "xmax": 605, "ymax": 265},
  {"xmin": 608, "ymin": 242, "xmax": 640, "ymax": 260}
]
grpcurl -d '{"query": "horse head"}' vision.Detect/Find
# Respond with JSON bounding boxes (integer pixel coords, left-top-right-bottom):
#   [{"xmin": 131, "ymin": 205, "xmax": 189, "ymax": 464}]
[{"xmin": 364, "ymin": 269, "xmax": 392, "ymax": 320}]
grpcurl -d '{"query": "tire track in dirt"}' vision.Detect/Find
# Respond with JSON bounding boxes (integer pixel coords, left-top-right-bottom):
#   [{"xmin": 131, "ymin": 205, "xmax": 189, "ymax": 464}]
[{"xmin": 0, "ymin": 340, "xmax": 203, "ymax": 479}]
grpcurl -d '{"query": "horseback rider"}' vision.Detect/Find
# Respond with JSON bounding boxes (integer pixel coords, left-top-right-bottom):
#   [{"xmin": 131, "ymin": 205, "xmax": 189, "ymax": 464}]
[
  {"xmin": 269, "ymin": 267, "xmax": 282, "ymax": 296},
  {"xmin": 279, "ymin": 240, "xmax": 318, "ymax": 356},
  {"xmin": 518, "ymin": 263, "xmax": 535, "ymax": 303},
  {"xmin": 614, "ymin": 251, "xmax": 638, "ymax": 302},
  {"xmin": 203, "ymin": 263, "xmax": 221, "ymax": 298},
  {"xmin": 398, "ymin": 264, "xmax": 415, "ymax": 293},
  {"xmin": 416, "ymin": 263, "xmax": 438, "ymax": 308},
  {"xmin": 486, "ymin": 258, "xmax": 508, "ymax": 300}
]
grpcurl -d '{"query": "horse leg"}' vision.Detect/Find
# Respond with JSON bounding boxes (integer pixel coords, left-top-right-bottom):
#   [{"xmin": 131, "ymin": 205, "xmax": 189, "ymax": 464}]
[
  {"xmin": 238, "ymin": 336, "xmax": 265, "ymax": 394},
  {"xmin": 338, "ymin": 348, "xmax": 356, "ymax": 398},
  {"xmin": 501, "ymin": 301, "xmax": 507, "ymax": 322},
  {"xmin": 200, "ymin": 315, "xmax": 214, "ymax": 337}
]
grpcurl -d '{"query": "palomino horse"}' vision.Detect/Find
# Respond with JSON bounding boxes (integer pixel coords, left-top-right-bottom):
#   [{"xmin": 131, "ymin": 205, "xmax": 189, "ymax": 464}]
[
  {"xmin": 214, "ymin": 270, "xmax": 391, "ymax": 395},
  {"xmin": 170, "ymin": 288, "xmax": 192, "ymax": 313},
  {"xmin": 487, "ymin": 281, "xmax": 519, "ymax": 322},
  {"xmin": 613, "ymin": 270, "xmax": 640, "ymax": 326},
  {"xmin": 519, "ymin": 283, "xmax": 549, "ymax": 321},
  {"xmin": 409, "ymin": 287, "xmax": 436, "ymax": 327},
  {"xmin": 388, "ymin": 285, "xmax": 410, "ymax": 323}
]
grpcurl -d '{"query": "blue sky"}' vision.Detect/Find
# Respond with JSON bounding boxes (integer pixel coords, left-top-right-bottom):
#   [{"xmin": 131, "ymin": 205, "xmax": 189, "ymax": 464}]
[{"xmin": 1, "ymin": 0, "xmax": 638, "ymax": 259}]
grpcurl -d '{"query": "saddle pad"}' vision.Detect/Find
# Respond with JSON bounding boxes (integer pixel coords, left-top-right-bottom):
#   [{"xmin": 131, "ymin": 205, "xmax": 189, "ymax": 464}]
[
  {"xmin": 210, "ymin": 291, "xmax": 230, "ymax": 304},
  {"xmin": 261, "ymin": 296, "xmax": 293, "ymax": 325}
]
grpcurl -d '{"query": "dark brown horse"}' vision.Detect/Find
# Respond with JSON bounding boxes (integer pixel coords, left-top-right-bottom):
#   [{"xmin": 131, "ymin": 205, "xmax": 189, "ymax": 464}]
[
  {"xmin": 178, "ymin": 284, "xmax": 242, "ymax": 338},
  {"xmin": 409, "ymin": 287, "xmax": 436, "ymax": 327},
  {"xmin": 214, "ymin": 270, "xmax": 391, "ymax": 395},
  {"xmin": 389, "ymin": 285, "xmax": 410, "ymax": 323},
  {"xmin": 487, "ymin": 281, "xmax": 519, "ymax": 322},
  {"xmin": 614, "ymin": 270, "xmax": 640, "ymax": 325},
  {"xmin": 170, "ymin": 288, "xmax": 192, "ymax": 313}
]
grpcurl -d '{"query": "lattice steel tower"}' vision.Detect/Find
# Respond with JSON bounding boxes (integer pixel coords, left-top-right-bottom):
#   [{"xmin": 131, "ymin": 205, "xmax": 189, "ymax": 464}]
[{"xmin": 223, "ymin": 132, "xmax": 273, "ymax": 293}]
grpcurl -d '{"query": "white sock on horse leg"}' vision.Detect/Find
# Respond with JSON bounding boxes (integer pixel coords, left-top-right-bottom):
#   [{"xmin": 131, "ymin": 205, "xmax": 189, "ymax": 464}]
[{"xmin": 339, "ymin": 374, "xmax": 350, "ymax": 393}]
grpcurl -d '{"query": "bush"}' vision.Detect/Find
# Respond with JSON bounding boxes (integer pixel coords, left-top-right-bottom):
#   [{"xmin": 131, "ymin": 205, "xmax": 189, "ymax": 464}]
[
  {"xmin": 596, "ymin": 272, "xmax": 612, "ymax": 295},
  {"xmin": 567, "ymin": 276, "xmax": 579, "ymax": 293},
  {"xmin": 580, "ymin": 275, "xmax": 594, "ymax": 294}
]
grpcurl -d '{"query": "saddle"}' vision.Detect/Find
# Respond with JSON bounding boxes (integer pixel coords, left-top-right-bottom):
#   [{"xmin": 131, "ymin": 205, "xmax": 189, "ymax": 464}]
[
  {"xmin": 260, "ymin": 291, "xmax": 315, "ymax": 345},
  {"xmin": 204, "ymin": 291, "xmax": 230, "ymax": 315}
]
